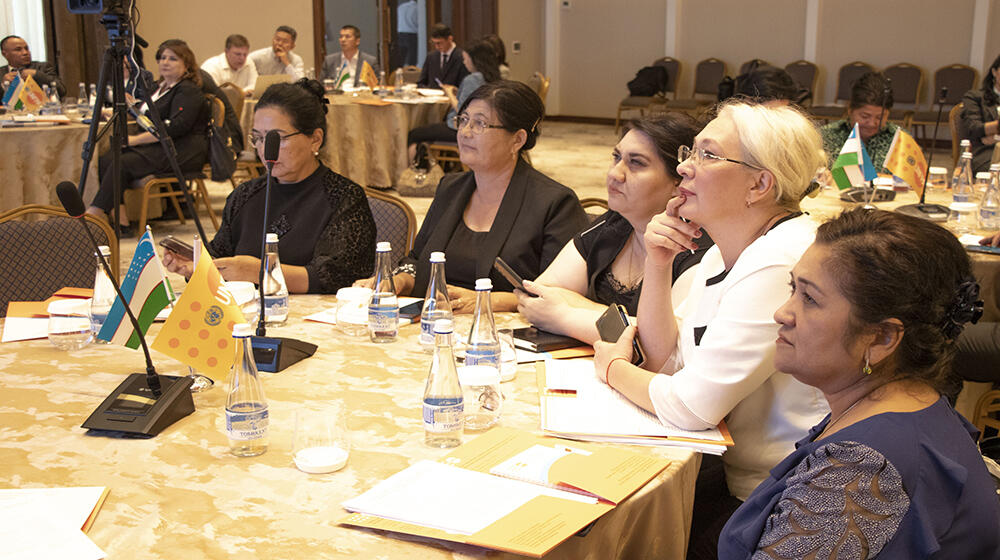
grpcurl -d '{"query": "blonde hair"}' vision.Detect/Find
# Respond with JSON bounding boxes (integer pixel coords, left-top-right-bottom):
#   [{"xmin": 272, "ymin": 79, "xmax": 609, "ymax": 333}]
[{"xmin": 716, "ymin": 100, "xmax": 824, "ymax": 211}]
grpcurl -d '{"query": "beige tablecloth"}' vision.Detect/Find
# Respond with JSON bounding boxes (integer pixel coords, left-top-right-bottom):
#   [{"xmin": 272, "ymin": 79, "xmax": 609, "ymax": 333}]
[
  {"xmin": 241, "ymin": 95, "xmax": 449, "ymax": 189},
  {"xmin": 0, "ymin": 123, "xmax": 99, "ymax": 212},
  {"xmin": 802, "ymin": 187, "xmax": 1000, "ymax": 321},
  {"xmin": 0, "ymin": 298, "xmax": 700, "ymax": 559}
]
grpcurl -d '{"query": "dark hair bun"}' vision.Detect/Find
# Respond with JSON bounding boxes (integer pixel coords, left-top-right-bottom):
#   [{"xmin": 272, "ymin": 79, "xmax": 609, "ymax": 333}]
[{"xmin": 295, "ymin": 78, "xmax": 328, "ymax": 114}]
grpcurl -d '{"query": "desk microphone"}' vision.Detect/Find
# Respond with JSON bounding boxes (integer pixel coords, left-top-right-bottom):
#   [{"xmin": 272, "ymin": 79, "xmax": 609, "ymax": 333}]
[
  {"xmin": 56, "ymin": 181, "xmax": 194, "ymax": 437},
  {"xmin": 248, "ymin": 132, "xmax": 317, "ymax": 372}
]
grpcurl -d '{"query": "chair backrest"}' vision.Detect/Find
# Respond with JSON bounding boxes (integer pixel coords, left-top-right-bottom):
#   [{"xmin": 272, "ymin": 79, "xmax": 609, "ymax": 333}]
[
  {"xmin": 654, "ymin": 56, "xmax": 681, "ymax": 99},
  {"xmin": 883, "ymin": 63, "xmax": 923, "ymax": 106},
  {"xmin": 365, "ymin": 188, "xmax": 416, "ymax": 268},
  {"xmin": 973, "ymin": 389, "xmax": 1000, "ymax": 441},
  {"xmin": 934, "ymin": 64, "xmax": 978, "ymax": 106},
  {"xmin": 693, "ymin": 58, "xmax": 727, "ymax": 96},
  {"xmin": 835, "ymin": 61, "xmax": 876, "ymax": 103},
  {"xmin": 579, "ymin": 197, "xmax": 609, "ymax": 223},
  {"xmin": 531, "ymin": 72, "xmax": 551, "ymax": 105},
  {"xmin": 949, "ymin": 102, "xmax": 964, "ymax": 168},
  {"xmin": 400, "ymin": 65, "xmax": 422, "ymax": 84},
  {"xmin": 218, "ymin": 82, "xmax": 245, "ymax": 120},
  {"xmin": 208, "ymin": 94, "xmax": 226, "ymax": 128},
  {"xmin": 739, "ymin": 58, "xmax": 769, "ymax": 76},
  {"xmin": 0, "ymin": 205, "xmax": 118, "ymax": 317},
  {"xmin": 784, "ymin": 60, "xmax": 818, "ymax": 93}
]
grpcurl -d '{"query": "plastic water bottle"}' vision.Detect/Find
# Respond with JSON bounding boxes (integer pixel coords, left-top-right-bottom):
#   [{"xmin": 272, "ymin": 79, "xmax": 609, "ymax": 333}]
[
  {"xmin": 368, "ymin": 242, "xmax": 398, "ymax": 343},
  {"xmin": 419, "ymin": 252, "xmax": 452, "ymax": 352},
  {"xmin": 953, "ymin": 151, "xmax": 974, "ymax": 203},
  {"xmin": 90, "ymin": 245, "xmax": 116, "ymax": 341},
  {"xmin": 262, "ymin": 233, "xmax": 289, "ymax": 324},
  {"xmin": 77, "ymin": 82, "xmax": 88, "ymax": 112},
  {"xmin": 423, "ymin": 319, "xmax": 463, "ymax": 448},
  {"xmin": 465, "ymin": 278, "xmax": 500, "ymax": 371},
  {"xmin": 980, "ymin": 163, "xmax": 1000, "ymax": 231},
  {"xmin": 88, "ymin": 83, "xmax": 97, "ymax": 109},
  {"xmin": 226, "ymin": 323, "xmax": 268, "ymax": 457}
]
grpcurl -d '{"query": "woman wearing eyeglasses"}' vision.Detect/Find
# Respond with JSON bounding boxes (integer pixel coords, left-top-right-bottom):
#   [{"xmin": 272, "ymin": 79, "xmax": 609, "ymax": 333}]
[
  {"xmin": 593, "ymin": 100, "xmax": 831, "ymax": 559},
  {"xmin": 163, "ymin": 79, "xmax": 376, "ymax": 294},
  {"xmin": 515, "ymin": 113, "xmax": 710, "ymax": 344},
  {"xmin": 358, "ymin": 80, "xmax": 588, "ymax": 313}
]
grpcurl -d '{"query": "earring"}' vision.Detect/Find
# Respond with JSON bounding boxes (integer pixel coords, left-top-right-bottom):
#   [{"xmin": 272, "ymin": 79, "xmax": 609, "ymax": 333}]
[
  {"xmin": 862, "ymin": 353, "xmax": 872, "ymax": 376},
  {"xmin": 745, "ymin": 199, "xmax": 752, "ymax": 208},
  {"xmin": 313, "ymin": 151, "xmax": 319, "ymax": 157}
]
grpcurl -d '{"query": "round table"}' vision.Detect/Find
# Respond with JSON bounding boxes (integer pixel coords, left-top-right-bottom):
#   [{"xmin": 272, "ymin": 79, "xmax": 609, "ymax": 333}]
[{"xmin": 0, "ymin": 123, "xmax": 99, "ymax": 213}]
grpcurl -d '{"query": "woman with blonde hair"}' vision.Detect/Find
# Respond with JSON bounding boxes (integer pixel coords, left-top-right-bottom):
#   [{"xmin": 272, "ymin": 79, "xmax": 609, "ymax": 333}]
[{"xmin": 594, "ymin": 101, "xmax": 831, "ymax": 558}]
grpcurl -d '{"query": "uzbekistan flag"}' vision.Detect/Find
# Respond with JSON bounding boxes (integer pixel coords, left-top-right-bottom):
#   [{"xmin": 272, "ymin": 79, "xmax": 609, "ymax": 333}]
[
  {"xmin": 831, "ymin": 123, "xmax": 877, "ymax": 190},
  {"xmin": 2, "ymin": 73, "xmax": 24, "ymax": 109},
  {"xmin": 97, "ymin": 230, "xmax": 171, "ymax": 349},
  {"xmin": 883, "ymin": 128, "xmax": 928, "ymax": 198}
]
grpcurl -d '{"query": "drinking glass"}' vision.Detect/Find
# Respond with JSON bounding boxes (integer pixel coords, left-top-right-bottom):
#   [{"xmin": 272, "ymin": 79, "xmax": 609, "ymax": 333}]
[
  {"xmin": 293, "ymin": 404, "xmax": 350, "ymax": 474},
  {"xmin": 47, "ymin": 299, "xmax": 92, "ymax": 351}
]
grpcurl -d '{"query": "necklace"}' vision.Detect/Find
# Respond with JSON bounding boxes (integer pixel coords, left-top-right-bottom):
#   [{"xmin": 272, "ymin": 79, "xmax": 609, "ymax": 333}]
[
  {"xmin": 818, "ymin": 396, "xmax": 867, "ymax": 439},
  {"xmin": 624, "ymin": 232, "xmax": 645, "ymax": 288}
]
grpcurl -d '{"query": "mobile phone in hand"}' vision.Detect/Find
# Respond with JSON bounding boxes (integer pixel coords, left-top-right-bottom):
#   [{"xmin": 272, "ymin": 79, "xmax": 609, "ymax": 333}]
[
  {"xmin": 595, "ymin": 303, "xmax": 646, "ymax": 367},
  {"xmin": 493, "ymin": 257, "xmax": 536, "ymax": 296},
  {"xmin": 159, "ymin": 235, "xmax": 194, "ymax": 260}
]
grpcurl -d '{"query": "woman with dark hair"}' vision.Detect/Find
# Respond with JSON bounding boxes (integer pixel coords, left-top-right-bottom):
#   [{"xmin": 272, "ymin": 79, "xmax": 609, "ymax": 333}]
[
  {"xmin": 732, "ymin": 65, "xmax": 805, "ymax": 106},
  {"xmin": 406, "ymin": 37, "xmax": 501, "ymax": 164},
  {"xmin": 959, "ymin": 53, "xmax": 1000, "ymax": 173},
  {"xmin": 163, "ymin": 79, "xmax": 376, "ymax": 294},
  {"xmin": 819, "ymin": 71, "xmax": 900, "ymax": 171},
  {"xmin": 87, "ymin": 39, "xmax": 209, "ymax": 236},
  {"xmin": 517, "ymin": 114, "xmax": 710, "ymax": 343},
  {"xmin": 482, "ymin": 34, "xmax": 509, "ymax": 79},
  {"xmin": 359, "ymin": 80, "xmax": 588, "ymax": 313},
  {"xmin": 719, "ymin": 208, "xmax": 998, "ymax": 558}
]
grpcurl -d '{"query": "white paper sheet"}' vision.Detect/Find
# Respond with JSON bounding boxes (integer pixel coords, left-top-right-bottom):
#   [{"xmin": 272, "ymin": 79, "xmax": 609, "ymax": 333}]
[
  {"xmin": 1, "ymin": 317, "xmax": 49, "ymax": 342},
  {"xmin": 0, "ymin": 487, "xmax": 107, "ymax": 559}
]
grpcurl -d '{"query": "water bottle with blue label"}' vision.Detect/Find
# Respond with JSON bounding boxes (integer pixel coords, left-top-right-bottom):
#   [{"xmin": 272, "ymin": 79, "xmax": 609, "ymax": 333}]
[
  {"xmin": 465, "ymin": 278, "xmax": 500, "ymax": 371},
  {"xmin": 423, "ymin": 319, "xmax": 463, "ymax": 448},
  {"xmin": 226, "ymin": 323, "xmax": 268, "ymax": 457},
  {"xmin": 368, "ymin": 241, "xmax": 398, "ymax": 343},
  {"xmin": 980, "ymin": 163, "xmax": 1000, "ymax": 231},
  {"xmin": 263, "ymin": 233, "xmax": 289, "ymax": 324},
  {"xmin": 952, "ymin": 149, "xmax": 974, "ymax": 204},
  {"xmin": 419, "ymin": 252, "xmax": 452, "ymax": 352}
]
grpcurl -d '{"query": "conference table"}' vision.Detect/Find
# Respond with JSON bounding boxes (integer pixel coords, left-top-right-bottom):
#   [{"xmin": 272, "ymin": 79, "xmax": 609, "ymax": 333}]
[
  {"xmin": 240, "ymin": 94, "xmax": 449, "ymax": 190},
  {"xmin": 801, "ymin": 186, "xmax": 1000, "ymax": 321},
  {"xmin": 0, "ymin": 298, "xmax": 701, "ymax": 559},
  {"xmin": 0, "ymin": 123, "xmax": 99, "ymax": 213}
]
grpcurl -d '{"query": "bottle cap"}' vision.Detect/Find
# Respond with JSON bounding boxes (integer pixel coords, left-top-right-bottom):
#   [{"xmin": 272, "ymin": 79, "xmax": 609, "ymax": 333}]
[
  {"xmin": 266, "ymin": 233, "xmax": 279, "ymax": 243},
  {"xmin": 430, "ymin": 251, "xmax": 446, "ymax": 263},
  {"xmin": 928, "ymin": 166, "xmax": 947, "ymax": 174},
  {"xmin": 961, "ymin": 139, "xmax": 971, "ymax": 146},
  {"xmin": 475, "ymin": 278, "xmax": 493, "ymax": 291},
  {"xmin": 433, "ymin": 318, "xmax": 454, "ymax": 334},
  {"xmin": 376, "ymin": 241, "xmax": 392, "ymax": 252},
  {"xmin": 232, "ymin": 323, "xmax": 253, "ymax": 337},
  {"xmin": 977, "ymin": 172, "xmax": 992, "ymax": 180}
]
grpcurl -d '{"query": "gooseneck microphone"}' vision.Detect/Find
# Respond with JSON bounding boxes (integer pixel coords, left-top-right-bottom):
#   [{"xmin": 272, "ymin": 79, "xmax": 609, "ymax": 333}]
[
  {"xmin": 247, "ymin": 131, "xmax": 317, "ymax": 373},
  {"xmin": 895, "ymin": 86, "xmax": 951, "ymax": 221},
  {"xmin": 57, "ymin": 181, "xmax": 194, "ymax": 436}
]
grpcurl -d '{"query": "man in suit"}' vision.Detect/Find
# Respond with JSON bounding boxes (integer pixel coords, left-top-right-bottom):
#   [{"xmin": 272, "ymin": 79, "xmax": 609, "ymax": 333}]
[
  {"xmin": 1, "ymin": 35, "xmax": 65, "ymax": 98},
  {"xmin": 321, "ymin": 25, "xmax": 380, "ymax": 89},
  {"xmin": 417, "ymin": 24, "xmax": 468, "ymax": 88}
]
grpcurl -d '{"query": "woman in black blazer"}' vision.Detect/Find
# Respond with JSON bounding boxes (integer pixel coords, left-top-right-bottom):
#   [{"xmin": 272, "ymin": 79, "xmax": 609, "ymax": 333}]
[
  {"xmin": 358, "ymin": 80, "xmax": 588, "ymax": 313},
  {"xmin": 87, "ymin": 39, "xmax": 209, "ymax": 236},
  {"xmin": 959, "ymin": 52, "xmax": 1000, "ymax": 174}
]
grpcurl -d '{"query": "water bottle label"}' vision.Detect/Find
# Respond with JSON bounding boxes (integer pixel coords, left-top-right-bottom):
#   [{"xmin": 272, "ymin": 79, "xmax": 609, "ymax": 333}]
[
  {"xmin": 953, "ymin": 193, "xmax": 970, "ymax": 203},
  {"xmin": 465, "ymin": 347, "xmax": 500, "ymax": 368},
  {"xmin": 419, "ymin": 319, "xmax": 435, "ymax": 345},
  {"xmin": 226, "ymin": 407, "xmax": 269, "ymax": 440},
  {"xmin": 423, "ymin": 400, "xmax": 464, "ymax": 433},
  {"xmin": 369, "ymin": 306, "xmax": 399, "ymax": 333}
]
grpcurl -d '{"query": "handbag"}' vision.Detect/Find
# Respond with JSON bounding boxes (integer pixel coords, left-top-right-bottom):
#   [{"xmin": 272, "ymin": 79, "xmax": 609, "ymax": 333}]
[
  {"xmin": 207, "ymin": 122, "xmax": 237, "ymax": 182},
  {"xmin": 397, "ymin": 163, "xmax": 444, "ymax": 197}
]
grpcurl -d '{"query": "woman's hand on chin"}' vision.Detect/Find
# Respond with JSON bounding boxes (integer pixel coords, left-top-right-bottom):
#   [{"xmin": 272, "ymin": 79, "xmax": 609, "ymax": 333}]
[
  {"xmin": 213, "ymin": 255, "xmax": 261, "ymax": 283},
  {"xmin": 644, "ymin": 195, "xmax": 702, "ymax": 268}
]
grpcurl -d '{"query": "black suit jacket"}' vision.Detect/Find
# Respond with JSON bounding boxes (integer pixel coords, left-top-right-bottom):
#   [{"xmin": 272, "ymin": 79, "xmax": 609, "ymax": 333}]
[
  {"xmin": 959, "ymin": 88, "xmax": 999, "ymax": 173},
  {"xmin": 417, "ymin": 48, "xmax": 469, "ymax": 88},
  {"xmin": 131, "ymin": 78, "xmax": 210, "ymax": 170},
  {"xmin": 402, "ymin": 158, "xmax": 589, "ymax": 296},
  {"xmin": 0, "ymin": 60, "xmax": 65, "ymax": 98}
]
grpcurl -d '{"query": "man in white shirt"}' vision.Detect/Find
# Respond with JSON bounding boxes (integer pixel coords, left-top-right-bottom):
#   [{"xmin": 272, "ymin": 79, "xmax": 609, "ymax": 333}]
[
  {"xmin": 320, "ymin": 25, "xmax": 380, "ymax": 89},
  {"xmin": 201, "ymin": 34, "xmax": 258, "ymax": 96},
  {"xmin": 250, "ymin": 25, "xmax": 304, "ymax": 80}
]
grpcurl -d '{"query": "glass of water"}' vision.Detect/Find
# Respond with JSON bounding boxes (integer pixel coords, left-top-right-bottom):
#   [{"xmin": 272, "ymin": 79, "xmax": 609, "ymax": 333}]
[{"xmin": 47, "ymin": 299, "xmax": 93, "ymax": 351}]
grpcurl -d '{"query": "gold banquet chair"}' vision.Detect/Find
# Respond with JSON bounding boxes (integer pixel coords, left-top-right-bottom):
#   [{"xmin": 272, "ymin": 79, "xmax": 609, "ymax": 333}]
[
  {"xmin": 365, "ymin": 188, "xmax": 416, "ymax": 268},
  {"xmin": 579, "ymin": 197, "xmax": 609, "ymax": 223},
  {"xmin": 0, "ymin": 205, "xmax": 119, "ymax": 316}
]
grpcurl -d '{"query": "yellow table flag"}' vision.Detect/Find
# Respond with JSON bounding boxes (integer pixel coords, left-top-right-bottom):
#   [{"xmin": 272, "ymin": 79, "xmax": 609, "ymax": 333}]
[
  {"xmin": 884, "ymin": 128, "xmax": 928, "ymax": 199},
  {"xmin": 18, "ymin": 74, "xmax": 48, "ymax": 113},
  {"xmin": 152, "ymin": 245, "xmax": 246, "ymax": 380},
  {"xmin": 360, "ymin": 60, "xmax": 379, "ymax": 89}
]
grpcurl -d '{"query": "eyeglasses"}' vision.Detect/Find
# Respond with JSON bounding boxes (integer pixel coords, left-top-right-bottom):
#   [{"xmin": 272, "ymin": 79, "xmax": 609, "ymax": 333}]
[
  {"xmin": 456, "ymin": 114, "xmax": 506, "ymax": 135},
  {"xmin": 677, "ymin": 145, "xmax": 763, "ymax": 170},
  {"xmin": 249, "ymin": 130, "xmax": 303, "ymax": 147}
]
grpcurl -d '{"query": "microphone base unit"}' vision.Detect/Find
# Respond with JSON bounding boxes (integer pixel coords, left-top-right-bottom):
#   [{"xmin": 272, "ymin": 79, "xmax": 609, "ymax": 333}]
[
  {"xmin": 838, "ymin": 187, "xmax": 896, "ymax": 204},
  {"xmin": 895, "ymin": 203, "xmax": 950, "ymax": 222},
  {"xmin": 251, "ymin": 336, "xmax": 317, "ymax": 373},
  {"xmin": 82, "ymin": 373, "xmax": 195, "ymax": 437}
]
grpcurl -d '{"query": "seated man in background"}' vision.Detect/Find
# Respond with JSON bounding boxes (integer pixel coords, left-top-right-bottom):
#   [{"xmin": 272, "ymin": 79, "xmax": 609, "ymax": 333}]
[
  {"xmin": 201, "ymin": 34, "xmax": 258, "ymax": 96},
  {"xmin": 0, "ymin": 35, "xmax": 65, "ymax": 98},
  {"xmin": 820, "ymin": 71, "xmax": 899, "ymax": 171},
  {"xmin": 320, "ymin": 25, "xmax": 380, "ymax": 89},
  {"xmin": 417, "ymin": 23, "xmax": 468, "ymax": 88},
  {"xmin": 250, "ymin": 25, "xmax": 303, "ymax": 80}
]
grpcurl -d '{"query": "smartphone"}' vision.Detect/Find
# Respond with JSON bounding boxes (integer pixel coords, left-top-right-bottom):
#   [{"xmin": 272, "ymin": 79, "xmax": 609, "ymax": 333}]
[
  {"xmin": 966, "ymin": 244, "xmax": 1000, "ymax": 255},
  {"xmin": 493, "ymin": 257, "xmax": 536, "ymax": 296},
  {"xmin": 596, "ymin": 303, "xmax": 646, "ymax": 367},
  {"xmin": 399, "ymin": 299, "xmax": 424, "ymax": 320},
  {"xmin": 159, "ymin": 235, "xmax": 194, "ymax": 260}
]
